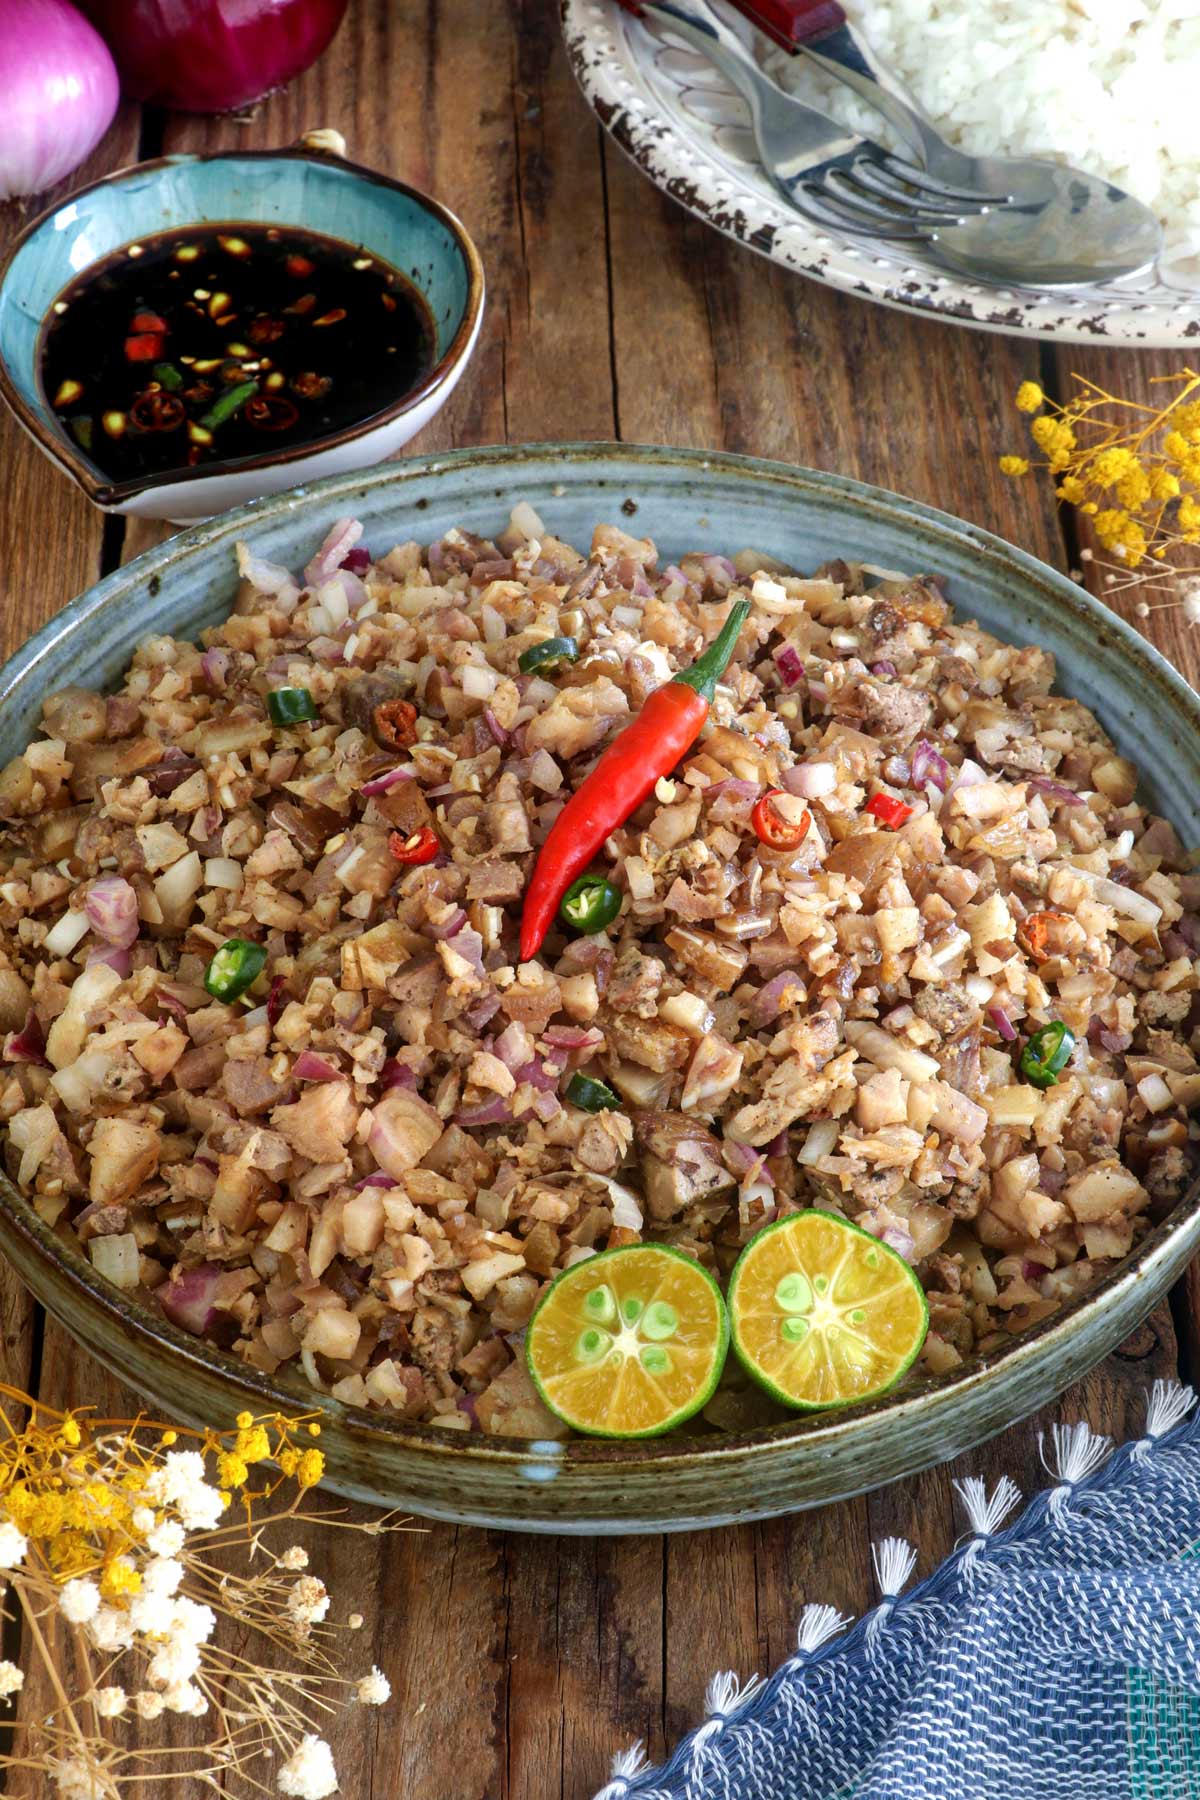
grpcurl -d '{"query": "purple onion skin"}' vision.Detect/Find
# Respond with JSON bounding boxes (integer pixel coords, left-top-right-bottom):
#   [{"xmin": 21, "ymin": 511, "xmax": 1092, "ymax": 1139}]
[{"xmin": 1, "ymin": 0, "xmax": 119, "ymax": 201}]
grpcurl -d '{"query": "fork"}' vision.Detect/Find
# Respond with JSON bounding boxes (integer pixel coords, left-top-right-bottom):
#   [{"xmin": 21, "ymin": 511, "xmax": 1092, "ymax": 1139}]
[
  {"xmin": 613, "ymin": 0, "xmax": 1004, "ymax": 240},
  {"xmin": 711, "ymin": 0, "xmax": 1164, "ymax": 285}
]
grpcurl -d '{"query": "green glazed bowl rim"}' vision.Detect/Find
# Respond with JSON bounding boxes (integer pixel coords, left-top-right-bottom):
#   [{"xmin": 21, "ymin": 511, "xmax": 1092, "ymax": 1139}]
[
  {"xmin": 1, "ymin": 440, "xmax": 1196, "ymax": 1475},
  {"xmin": 0, "ymin": 144, "xmax": 486, "ymax": 509}
]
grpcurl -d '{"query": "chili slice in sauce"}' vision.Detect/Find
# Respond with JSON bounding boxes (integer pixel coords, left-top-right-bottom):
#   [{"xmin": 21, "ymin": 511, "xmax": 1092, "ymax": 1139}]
[
  {"xmin": 751, "ymin": 789, "xmax": 811, "ymax": 852},
  {"xmin": 389, "ymin": 827, "xmax": 439, "ymax": 866},
  {"xmin": 865, "ymin": 792, "xmax": 913, "ymax": 829}
]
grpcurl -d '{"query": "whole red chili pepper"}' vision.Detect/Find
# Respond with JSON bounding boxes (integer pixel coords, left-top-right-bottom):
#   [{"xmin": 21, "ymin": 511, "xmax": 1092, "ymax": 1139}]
[{"xmin": 519, "ymin": 601, "xmax": 750, "ymax": 962}]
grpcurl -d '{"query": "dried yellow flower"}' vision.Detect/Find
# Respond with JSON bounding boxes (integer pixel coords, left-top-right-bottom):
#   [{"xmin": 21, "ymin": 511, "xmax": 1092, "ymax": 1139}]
[
  {"xmin": 1016, "ymin": 381, "xmax": 1044, "ymax": 413},
  {"xmin": 296, "ymin": 1450, "xmax": 325, "ymax": 1491},
  {"xmin": 999, "ymin": 455, "xmax": 1029, "ymax": 476}
]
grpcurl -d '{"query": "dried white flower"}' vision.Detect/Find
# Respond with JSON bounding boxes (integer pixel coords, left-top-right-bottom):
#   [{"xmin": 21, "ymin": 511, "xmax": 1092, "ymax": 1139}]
[
  {"xmin": 286, "ymin": 1575, "xmax": 330, "ymax": 1628},
  {"xmin": 355, "ymin": 1665, "xmax": 391, "ymax": 1706},
  {"xmin": 144, "ymin": 1451, "xmax": 223, "ymax": 1530},
  {"xmin": 278, "ymin": 1545, "xmax": 309, "ymax": 1571},
  {"xmin": 347, "ymin": 1613, "xmax": 364, "ymax": 1631},
  {"xmin": 130, "ymin": 1589, "xmax": 176, "ymax": 1637},
  {"xmin": 90, "ymin": 1607, "xmax": 135, "ymax": 1654},
  {"xmin": 134, "ymin": 1690, "xmax": 165, "ymax": 1721},
  {"xmin": 0, "ymin": 1521, "xmax": 28, "ymax": 1570},
  {"xmin": 172, "ymin": 1595, "xmax": 216, "ymax": 1644},
  {"xmin": 49, "ymin": 1756, "xmax": 109, "ymax": 1799},
  {"xmin": 0, "ymin": 1660, "xmax": 24, "ymax": 1699},
  {"xmin": 163, "ymin": 1680, "xmax": 208, "ymax": 1717},
  {"xmin": 278, "ymin": 1733, "xmax": 339, "ymax": 1798},
  {"xmin": 92, "ymin": 1686, "xmax": 127, "ymax": 1718},
  {"xmin": 131, "ymin": 1506, "xmax": 156, "ymax": 1535},
  {"xmin": 143, "ymin": 1555, "xmax": 184, "ymax": 1597},
  {"xmin": 58, "ymin": 1577, "xmax": 101, "ymax": 1625},
  {"xmin": 148, "ymin": 1637, "xmax": 202, "ymax": 1689},
  {"xmin": 1183, "ymin": 592, "xmax": 1200, "ymax": 627},
  {"xmin": 145, "ymin": 1518, "xmax": 186, "ymax": 1558}
]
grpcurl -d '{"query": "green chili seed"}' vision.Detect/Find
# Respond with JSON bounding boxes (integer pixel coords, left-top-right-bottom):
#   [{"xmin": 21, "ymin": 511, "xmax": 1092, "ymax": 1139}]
[
  {"xmin": 560, "ymin": 874, "xmax": 622, "ymax": 935},
  {"xmin": 199, "ymin": 378, "xmax": 258, "ymax": 430},
  {"xmin": 565, "ymin": 1072, "xmax": 621, "ymax": 1114},
  {"xmin": 203, "ymin": 938, "xmax": 267, "ymax": 1003},
  {"xmin": 266, "ymin": 687, "xmax": 318, "ymax": 728},
  {"xmin": 518, "ymin": 635, "xmax": 579, "ymax": 676},
  {"xmin": 1019, "ymin": 1020, "xmax": 1075, "ymax": 1090},
  {"xmin": 153, "ymin": 361, "xmax": 184, "ymax": 392}
]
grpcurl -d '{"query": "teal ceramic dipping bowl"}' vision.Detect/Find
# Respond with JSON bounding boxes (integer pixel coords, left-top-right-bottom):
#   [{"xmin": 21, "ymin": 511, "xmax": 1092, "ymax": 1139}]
[
  {"xmin": 0, "ymin": 138, "xmax": 484, "ymax": 523},
  {"xmin": 0, "ymin": 443, "xmax": 1196, "ymax": 1533}
]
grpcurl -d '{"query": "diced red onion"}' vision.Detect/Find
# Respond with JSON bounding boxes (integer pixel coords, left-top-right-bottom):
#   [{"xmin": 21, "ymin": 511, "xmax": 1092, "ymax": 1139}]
[
  {"xmin": 159, "ymin": 1264, "xmax": 223, "ymax": 1336},
  {"xmin": 943, "ymin": 757, "xmax": 987, "ymax": 804},
  {"xmin": 466, "ymin": 991, "xmax": 502, "ymax": 1030},
  {"xmin": 723, "ymin": 1141, "xmax": 760, "ymax": 1175},
  {"xmin": 542, "ymin": 1026, "xmax": 604, "ymax": 1051},
  {"xmin": 1022, "ymin": 1260, "xmax": 1047, "ymax": 1283},
  {"xmin": 871, "ymin": 660, "xmax": 897, "ymax": 677},
  {"xmin": 909, "ymin": 740, "xmax": 949, "ymax": 792},
  {"xmin": 482, "ymin": 708, "xmax": 509, "ymax": 747},
  {"xmin": 148, "ymin": 748, "xmax": 200, "ymax": 796},
  {"xmin": 355, "ymin": 1171, "xmax": 394, "ymax": 1189},
  {"xmin": 987, "ymin": 1004, "xmax": 1017, "ymax": 1042},
  {"xmin": 343, "ymin": 545, "xmax": 371, "ymax": 574},
  {"xmin": 200, "ymin": 647, "xmax": 230, "ymax": 689},
  {"xmin": 748, "ymin": 971, "xmax": 803, "ymax": 1027},
  {"xmin": 307, "ymin": 636, "xmax": 345, "ymax": 666},
  {"xmin": 428, "ymin": 908, "xmax": 468, "ymax": 941},
  {"xmin": 513, "ymin": 1057, "xmax": 561, "ymax": 1094},
  {"xmin": 454, "ymin": 1096, "xmax": 512, "ymax": 1128},
  {"xmin": 304, "ymin": 517, "xmax": 363, "ymax": 587},
  {"xmin": 359, "ymin": 765, "xmax": 415, "ymax": 798},
  {"xmin": 808, "ymin": 678, "xmax": 829, "ymax": 705},
  {"xmin": 379, "ymin": 1059, "xmax": 417, "ymax": 1092},
  {"xmin": 700, "ymin": 554, "xmax": 737, "ymax": 593},
  {"xmin": 1038, "ymin": 1164, "xmax": 1067, "ymax": 1196},
  {"xmin": 87, "ymin": 945, "xmax": 132, "ymax": 978},
  {"xmin": 773, "ymin": 643, "xmax": 805, "ymax": 689},
  {"xmin": 705, "ymin": 777, "xmax": 760, "ymax": 802},
  {"xmin": 1099, "ymin": 1028, "xmax": 1132, "ymax": 1054},
  {"xmin": 1163, "ymin": 929, "xmax": 1191, "ymax": 960},
  {"xmin": 882, "ymin": 756, "xmax": 911, "ymax": 787},
  {"xmin": 86, "ymin": 876, "xmax": 139, "ymax": 950},
  {"xmin": 293, "ymin": 1050, "xmax": 341, "ymax": 1082},
  {"xmin": 881, "ymin": 1225, "xmax": 916, "ymax": 1263},
  {"xmin": 4, "ymin": 1011, "xmax": 49, "ymax": 1068},
  {"xmin": 446, "ymin": 924, "xmax": 485, "ymax": 975},
  {"xmin": 1029, "ymin": 777, "xmax": 1084, "ymax": 806},
  {"xmin": 494, "ymin": 1022, "xmax": 531, "ymax": 1071},
  {"xmin": 781, "ymin": 761, "xmax": 836, "ymax": 801},
  {"xmin": 1179, "ymin": 914, "xmax": 1200, "ymax": 952},
  {"xmin": 156, "ymin": 987, "xmax": 190, "ymax": 1021},
  {"xmin": 266, "ymin": 975, "xmax": 288, "ymax": 1029},
  {"xmin": 456, "ymin": 1393, "xmax": 481, "ymax": 1429},
  {"xmin": 531, "ymin": 1091, "xmax": 562, "ymax": 1123}
]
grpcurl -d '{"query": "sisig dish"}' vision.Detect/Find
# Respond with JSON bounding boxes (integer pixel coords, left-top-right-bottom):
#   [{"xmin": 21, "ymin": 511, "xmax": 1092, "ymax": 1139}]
[{"xmin": 0, "ymin": 501, "xmax": 1196, "ymax": 1443}]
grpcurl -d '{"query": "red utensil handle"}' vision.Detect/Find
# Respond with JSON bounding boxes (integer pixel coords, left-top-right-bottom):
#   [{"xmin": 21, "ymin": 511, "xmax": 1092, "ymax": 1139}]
[
  {"xmin": 720, "ymin": 0, "xmax": 846, "ymax": 49},
  {"xmin": 613, "ymin": 0, "xmax": 846, "ymax": 49}
]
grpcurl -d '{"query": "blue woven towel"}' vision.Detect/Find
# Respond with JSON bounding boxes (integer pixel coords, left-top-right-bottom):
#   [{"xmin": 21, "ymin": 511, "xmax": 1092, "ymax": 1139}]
[{"xmin": 595, "ymin": 1381, "xmax": 1200, "ymax": 1800}]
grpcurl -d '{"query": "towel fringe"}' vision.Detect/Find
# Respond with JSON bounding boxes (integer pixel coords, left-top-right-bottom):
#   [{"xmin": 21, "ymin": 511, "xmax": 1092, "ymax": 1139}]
[{"xmin": 593, "ymin": 1377, "xmax": 1200, "ymax": 1799}]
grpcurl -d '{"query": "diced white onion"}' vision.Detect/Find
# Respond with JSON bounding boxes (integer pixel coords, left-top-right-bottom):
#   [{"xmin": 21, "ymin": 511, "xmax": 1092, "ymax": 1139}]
[
  {"xmin": 480, "ymin": 604, "xmax": 506, "ymax": 644},
  {"xmin": 205, "ymin": 858, "xmax": 243, "ymax": 890},
  {"xmin": 624, "ymin": 855, "xmax": 656, "ymax": 901},
  {"xmin": 786, "ymin": 761, "xmax": 837, "ymax": 799},
  {"xmin": 1088, "ymin": 875, "xmax": 1163, "ymax": 925},
  {"xmin": 44, "ymin": 909, "xmax": 91, "ymax": 957},
  {"xmin": 461, "ymin": 663, "xmax": 499, "ymax": 700},
  {"xmin": 964, "ymin": 975, "xmax": 995, "ymax": 1004},
  {"xmin": 89, "ymin": 1233, "xmax": 140, "ymax": 1290},
  {"xmin": 510, "ymin": 500, "xmax": 545, "ymax": 540},
  {"xmin": 797, "ymin": 1119, "xmax": 840, "ymax": 1165},
  {"xmin": 1137, "ymin": 1073, "xmax": 1174, "ymax": 1114}
]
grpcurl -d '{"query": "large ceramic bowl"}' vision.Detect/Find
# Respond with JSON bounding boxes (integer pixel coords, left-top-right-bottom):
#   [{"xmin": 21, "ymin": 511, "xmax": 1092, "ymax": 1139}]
[
  {"xmin": 0, "ymin": 139, "xmax": 484, "ymax": 523},
  {"xmin": 1, "ymin": 443, "xmax": 1197, "ymax": 1534}
]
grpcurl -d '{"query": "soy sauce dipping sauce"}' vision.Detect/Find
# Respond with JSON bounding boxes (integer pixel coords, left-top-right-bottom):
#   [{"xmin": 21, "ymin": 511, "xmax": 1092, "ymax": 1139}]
[{"xmin": 39, "ymin": 224, "xmax": 435, "ymax": 484}]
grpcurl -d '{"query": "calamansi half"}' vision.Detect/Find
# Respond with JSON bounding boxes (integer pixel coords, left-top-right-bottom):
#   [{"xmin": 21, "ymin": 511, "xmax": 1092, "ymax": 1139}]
[
  {"xmin": 728, "ymin": 1211, "xmax": 928, "ymax": 1411},
  {"xmin": 525, "ymin": 1244, "xmax": 729, "ymax": 1438}
]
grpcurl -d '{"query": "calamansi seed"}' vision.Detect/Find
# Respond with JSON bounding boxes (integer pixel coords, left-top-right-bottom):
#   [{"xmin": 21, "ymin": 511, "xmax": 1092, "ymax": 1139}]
[
  {"xmin": 575, "ymin": 1328, "xmax": 610, "ymax": 1364},
  {"xmin": 781, "ymin": 1317, "xmax": 810, "ymax": 1342},
  {"xmin": 774, "ymin": 1272, "xmax": 813, "ymax": 1314},
  {"xmin": 849, "ymin": 1308, "xmax": 866, "ymax": 1325},
  {"xmin": 641, "ymin": 1301, "xmax": 677, "ymax": 1341},
  {"xmin": 640, "ymin": 1345, "xmax": 671, "ymax": 1374},
  {"xmin": 583, "ymin": 1284, "xmax": 616, "ymax": 1325},
  {"xmin": 813, "ymin": 1274, "xmax": 829, "ymax": 1294},
  {"xmin": 621, "ymin": 1297, "xmax": 643, "ymax": 1325}
]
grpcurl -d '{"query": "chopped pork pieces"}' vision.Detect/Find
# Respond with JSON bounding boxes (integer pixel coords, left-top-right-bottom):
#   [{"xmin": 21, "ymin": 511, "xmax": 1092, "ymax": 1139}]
[{"xmin": 0, "ymin": 507, "xmax": 1196, "ymax": 1438}]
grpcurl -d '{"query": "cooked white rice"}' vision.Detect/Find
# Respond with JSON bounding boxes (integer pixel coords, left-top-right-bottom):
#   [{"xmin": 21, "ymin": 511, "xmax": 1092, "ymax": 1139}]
[{"xmin": 769, "ymin": 0, "xmax": 1200, "ymax": 288}]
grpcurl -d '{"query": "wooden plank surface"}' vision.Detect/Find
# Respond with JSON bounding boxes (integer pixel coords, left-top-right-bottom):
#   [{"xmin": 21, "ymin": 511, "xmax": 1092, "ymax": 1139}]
[{"xmin": 0, "ymin": 4, "xmax": 1195, "ymax": 1797}]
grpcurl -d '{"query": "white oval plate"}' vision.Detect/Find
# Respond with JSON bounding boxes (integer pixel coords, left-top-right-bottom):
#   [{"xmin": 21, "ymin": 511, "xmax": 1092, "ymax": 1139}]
[{"xmin": 561, "ymin": 0, "xmax": 1200, "ymax": 346}]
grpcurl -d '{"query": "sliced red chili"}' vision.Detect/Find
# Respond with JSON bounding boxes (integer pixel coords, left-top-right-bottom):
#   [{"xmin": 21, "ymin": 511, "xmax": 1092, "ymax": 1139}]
[
  {"xmin": 248, "ymin": 315, "xmax": 286, "ymax": 344},
  {"xmin": 130, "ymin": 391, "xmax": 186, "ymax": 432},
  {"xmin": 373, "ymin": 698, "xmax": 418, "ymax": 750},
  {"xmin": 389, "ymin": 827, "xmax": 439, "ymax": 866},
  {"xmin": 131, "ymin": 310, "xmax": 168, "ymax": 334},
  {"xmin": 1019, "ymin": 909, "xmax": 1072, "ymax": 963},
  {"xmin": 865, "ymin": 792, "xmax": 913, "ymax": 829},
  {"xmin": 124, "ymin": 333, "xmax": 166, "ymax": 363},
  {"xmin": 751, "ymin": 788, "xmax": 811, "ymax": 851},
  {"xmin": 244, "ymin": 395, "xmax": 300, "ymax": 432},
  {"xmin": 286, "ymin": 254, "xmax": 315, "ymax": 278}
]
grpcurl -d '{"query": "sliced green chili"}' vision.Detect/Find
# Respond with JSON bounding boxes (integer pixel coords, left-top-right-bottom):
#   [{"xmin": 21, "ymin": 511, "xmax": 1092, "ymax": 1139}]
[
  {"xmin": 199, "ymin": 378, "xmax": 258, "ymax": 430},
  {"xmin": 1018, "ymin": 1021, "xmax": 1075, "ymax": 1090},
  {"xmin": 153, "ymin": 361, "xmax": 184, "ymax": 392},
  {"xmin": 560, "ymin": 874, "xmax": 622, "ymax": 935},
  {"xmin": 565, "ymin": 1072, "xmax": 622, "ymax": 1113},
  {"xmin": 204, "ymin": 938, "xmax": 267, "ymax": 1003},
  {"xmin": 267, "ymin": 687, "xmax": 318, "ymax": 728},
  {"xmin": 518, "ymin": 636, "xmax": 578, "ymax": 676}
]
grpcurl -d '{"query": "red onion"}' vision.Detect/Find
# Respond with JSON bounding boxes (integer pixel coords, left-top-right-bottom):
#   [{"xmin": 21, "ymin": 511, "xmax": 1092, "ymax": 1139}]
[
  {"xmin": 155, "ymin": 987, "xmax": 190, "ymax": 1021},
  {"xmin": 266, "ymin": 975, "xmax": 288, "ymax": 1029},
  {"xmin": 355, "ymin": 1171, "xmax": 394, "ymax": 1190},
  {"xmin": 482, "ymin": 708, "xmax": 509, "ymax": 748},
  {"xmin": 1029, "ymin": 776, "xmax": 1084, "ymax": 806},
  {"xmin": 379, "ymin": 1059, "xmax": 417, "ymax": 1092},
  {"xmin": 909, "ymin": 740, "xmax": 949, "ymax": 792},
  {"xmin": 1022, "ymin": 1260, "xmax": 1047, "ymax": 1283},
  {"xmin": 1099, "ymin": 1027, "xmax": 1132, "ymax": 1055},
  {"xmin": 1038, "ymin": 1163, "xmax": 1068, "ymax": 1196},
  {"xmin": 159, "ymin": 1263, "xmax": 223, "ymax": 1336},
  {"xmin": 773, "ymin": 644, "xmax": 805, "ymax": 689},
  {"xmin": 359, "ymin": 765, "xmax": 415, "ymax": 798},
  {"xmin": 700, "ymin": 554, "xmax": 737, "ymax": 593},
  {"xmin": 1, "ymin": 0, "xmax": 119, "ymax": 201},
  {"xmin": 943, "ymin": 757, "xmax": 987, "ymax": 804},
  {"xmin": 871, "ymin": 660, "xmax": 898, "ymax": 677},
  {"xmin": 808, "ymin": 678, "xmax": 830, "ymax": 705},
  {"xmin": 749, "ymin": 971, "xmax": 803, "ymax": 1027},
  {"xmin": 79, "ymin": 0, "xmax": 347, "ymax": 113},
  {"xmin": 85, "ymin": 876, "xmax": 139, "ymax": 950},
  {"xmin": 428, "ymin": 908, "xmax": 468, "ymax": 942},
  {"xmin": 148, "ymin": 748, "xmax": 200, "ymax": 796},
  {"xmin": 454, "ymin": 1096, "xmax": 512, "ymax": 1128},
  {"xmin": 200, "ymin": 647, "xmax": 230, "ymax": 689},
  {"xmin": 465, "ymin": 992, "xmax": 502, "ymax": 1030},
  {"xmin": 293, "ymin": 1050, "xmax": 340, "ymax": 1082},
  {"xmin": 542, "ymin": 1025, "xmax": 604, "ymax": 1051},
  {"xmin": 457, "ymin": 1394, "xmax": 481, "ymax": 1430},
  {"xmin": 343, "ymin": 545, "xmax": 371, "ymax": 574},
  {"xmin": 307, "ymin": 636, "xmax": 345, "ymax": 666},
  {"xmin": 446, "ymin": 924, "xmax": 485, "ymax": 975},
  {"xmin": 880, "ymin": 1225, "xmax": 916, "ymax": 1263},
  {"xmin": 302, "ymin": 516, "xmax": 362, "ymax": 588},
  {"xmin": 87, "ymin": 945, "xmax": 132, "ymax": 978},
  {"xmin": 513, "ymin": 1057, "xmax": 561, "ymax": 1094},
  {"xmin": 531, "ymin": 1091, "xmax": 561, "ymax": 1123},
  {"xmin": 4, "ymin": 1011, "xmax": 50, "ymax": 1068},
  {"xmin": 782, "ymin": 761, "xmax": 836, "ymax": 801},
  {"xmin": 987, "ymin": 1004, "xmax": 1017, "ymax": 1042}
]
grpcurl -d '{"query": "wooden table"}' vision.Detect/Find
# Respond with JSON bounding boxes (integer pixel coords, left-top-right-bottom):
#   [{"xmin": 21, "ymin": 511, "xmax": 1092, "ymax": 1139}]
[{"xmin": 1, "ymin": 5, "xmax": 1196, "ymax": 1795}]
